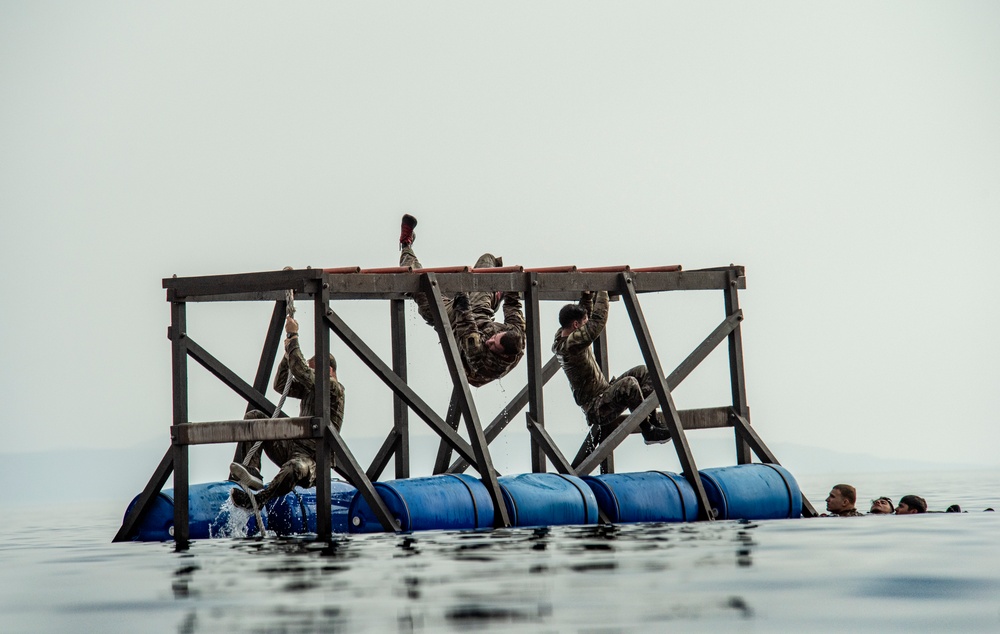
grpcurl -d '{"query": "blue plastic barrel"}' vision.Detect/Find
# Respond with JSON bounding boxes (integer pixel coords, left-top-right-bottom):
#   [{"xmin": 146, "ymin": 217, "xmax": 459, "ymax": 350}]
[
  {"xmin": 122, "ymin": 480, "xmax": 263, "ymax": 541},
  {"xmin": 583, "ymin": 471, "xmax": 698, "ymax": 523},
  {"xmin": 348, "ymin": 474, "xmax": 494, "ymax": 533},
  {"xmin": 266, "ymin": 480, "xmax": 358, "ymax": 536},
  {"xmin": 698, "ymin": 464, "xmax": 802, "ymax": 520},
  {"xmin": 498, "ymin": 473, "xmax": 599, "ymax": 528}
]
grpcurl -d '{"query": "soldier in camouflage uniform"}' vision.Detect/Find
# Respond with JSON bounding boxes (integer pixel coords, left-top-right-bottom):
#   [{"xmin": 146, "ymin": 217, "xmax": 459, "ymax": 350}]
[
  {"xmin": 231, "ymin": 316, "xmax": 346, "ymax": 509},
  {"xmin": 552, "ymin": 290, "xmax": 670, "ymax": 445},
  {"xmin": 398, "ymin": 214, "xmax": 525, "ymax": 387},
  {"xmin": 823, "ymin": 484, "xmax": 863, "ymax": 516}
]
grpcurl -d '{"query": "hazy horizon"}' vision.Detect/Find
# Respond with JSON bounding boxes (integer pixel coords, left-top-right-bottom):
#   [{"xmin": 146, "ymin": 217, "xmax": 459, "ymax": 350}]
[{"xmin": 2, "ymin": 3, "xmax": 998, "ymax": 501}]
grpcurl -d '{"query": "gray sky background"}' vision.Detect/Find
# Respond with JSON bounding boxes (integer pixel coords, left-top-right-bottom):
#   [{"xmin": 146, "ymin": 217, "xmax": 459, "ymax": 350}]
[{"xmin": 3, "ymin": 2, "xmax": 999, "ymax": 489}]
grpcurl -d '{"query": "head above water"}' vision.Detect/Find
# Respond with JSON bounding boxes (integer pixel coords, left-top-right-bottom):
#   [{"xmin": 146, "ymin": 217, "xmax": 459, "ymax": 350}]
[
  {"xmin": 869, "ymin": 497, "xmax": 895, "ymax": 514},
  {"xmin": 825, "ymin": 484, "xmax": 857, "ymax": 513},
  {"xmin": 895, "ymin": 495, "xmax": 927, "ymax": 514}
]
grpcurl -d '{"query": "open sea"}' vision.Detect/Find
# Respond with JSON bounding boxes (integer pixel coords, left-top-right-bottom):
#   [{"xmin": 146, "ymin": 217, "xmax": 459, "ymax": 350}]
[{"xmin": 2, "ymin": 469, "xmax": 999, "ymax": 633}]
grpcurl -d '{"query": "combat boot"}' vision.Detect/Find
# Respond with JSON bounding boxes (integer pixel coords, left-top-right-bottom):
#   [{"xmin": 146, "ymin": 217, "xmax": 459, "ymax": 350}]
[{"xmin": 400, "ymin": 214, "xmax": 418, "ymax": 249}]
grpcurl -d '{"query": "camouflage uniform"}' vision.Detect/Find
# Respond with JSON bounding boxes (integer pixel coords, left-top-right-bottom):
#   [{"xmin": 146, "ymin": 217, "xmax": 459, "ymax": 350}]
[
  {"xmin": 400, "ymin": 246, "xmax": 526, "ymax": 387},
  {"xmin": 827, "ymin": 509, "xmax": 864, "ymax": 517},
  {"xmin": 243, "ymin": 336, "xmax": 346, "ymax": 505},
  {"xmin": 552, "ymin": 291, "xmax": 657, "ymax": 437}
]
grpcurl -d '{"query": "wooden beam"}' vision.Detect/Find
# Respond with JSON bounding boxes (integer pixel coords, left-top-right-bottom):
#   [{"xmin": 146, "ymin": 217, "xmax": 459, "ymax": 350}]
[
  {"xmin": 421, "ymin": 273, "xmax": 511, "ymax": 528},
  {"xmin": 169, "ymin": 300, "xmax": 190, "ymax": 546},
  {"xmin": 366, "ymin": 428, "xmax": 398, "ymax": 482},
  {"xmin": 619, "ymin": 274, "xmax": 714, "ymax": 521},
  {"xmin": 524, "ymin": 272, "xmax": 547, "ymax": 473},
  {"xmin": 725, "ymin": 270, "xmax": 752, "ymax": 465},
  {"xmin": 445, "ymin": 356, "xmax": 561, "ymax": 474},
  {"xmin": 570, "ymin": 311, "xmax": 743, "ymax": 474},
  {"xmin": 113, "ymin": 447, "xmax": 173, "ymax": 542},
  {"xmin": 323, "ymin": 308, "xmax": 483, "ymax": 469},
  {"xmin": 575, "ymin": 400, "xmax": 656, "ymax": 474},
  {"xmin": 325, "ymin": 423, "xmax": 399, "ymax": 532},
  {"xmin": 730, "ymin": 413, "xmax": 819, "ymax": 518},
  {"xmin": 172, "ymin": 417, "xmax": 318, "ymax": 445},
  {"xmin": 524, "ymin": 415, "xmax": 612, "ymax": 525},
  {"xmin": 433, "ymin": 388, "xmax": 463, "ymax": 474},
  {"xmin": 184, "ymin": 336, "xmax": 287, "ymax": 418},
  {"xmin": 163, "ymin": 267, "xmax": 746, "ymax": 303},
  {"xmin": 163, "ymin": 268, "xmax": 323, "ymax": 299},
  {"xmin": 390, "ymin": 299, "xmax": 409, "ymax": 479},
  {"xmin": 314, "ymin": 287, "xmax": 333, "ymax": 540},
  {"xmin": 525, "ymin": 415, "xmax": 574, "ymax": 474}
]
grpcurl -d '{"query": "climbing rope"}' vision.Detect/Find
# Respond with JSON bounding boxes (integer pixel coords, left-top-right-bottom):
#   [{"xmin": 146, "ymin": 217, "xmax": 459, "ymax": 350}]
[
  {"xmin": 241, "ymin": 286, "xmax": 297, "ymax": 468},
  {"xmin": 229, "ymin": 280, "xmax": 297, "ymax": 535}
]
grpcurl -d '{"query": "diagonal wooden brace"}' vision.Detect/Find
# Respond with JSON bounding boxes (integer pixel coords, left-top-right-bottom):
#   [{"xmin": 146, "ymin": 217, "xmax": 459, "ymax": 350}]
[
  {"xmin": 420, "ymin": 273, "xmax": 511, "ymax": 528},
  {"xmin": 325, "ymin": 422, "xmax": 399, "ymax": 532},
  {"xmin": 323, "ymin": 308, "xmax": 482, "ymax": 469},
  {"xmin": 619, "ymin": 273, "xmax": 714, "ymax": 521},
  {"xmin": 729, "ymin": 412, "xmax": 819, "ymax": 518}
]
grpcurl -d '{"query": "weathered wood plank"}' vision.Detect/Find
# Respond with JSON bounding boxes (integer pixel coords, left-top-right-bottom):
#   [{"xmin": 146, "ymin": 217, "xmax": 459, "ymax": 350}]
[
  {"xmin": 172, "ymin": 417, "xmax": 318, "ymax": 445},
  {"xmin": 163, "ymin": 268, "xmax": 324, "ymax": 298}
]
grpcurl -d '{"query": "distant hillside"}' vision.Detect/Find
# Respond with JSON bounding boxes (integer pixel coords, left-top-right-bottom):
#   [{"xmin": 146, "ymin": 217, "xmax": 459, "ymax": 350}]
[{"xmin": 0, "ymin": 435, "xmax": 984, "ymax": 509}]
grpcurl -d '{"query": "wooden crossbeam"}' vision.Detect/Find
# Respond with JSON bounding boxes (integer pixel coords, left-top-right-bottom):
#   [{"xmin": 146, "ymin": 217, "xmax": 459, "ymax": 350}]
[
  {"xmin": 164, "ymin": 267, "xmax": 746, "ymax": 302},
  {"xmin": 172, "ymin": 417, "xmax": 318, "ymax": 445},
  {"xmin": 446, "ymin": 356, "xmax": 560, "ymax": 475}
]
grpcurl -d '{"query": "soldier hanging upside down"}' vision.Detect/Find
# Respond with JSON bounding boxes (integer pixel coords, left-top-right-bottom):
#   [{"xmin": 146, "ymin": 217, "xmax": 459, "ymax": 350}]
[
  {"xmin": 230, "ymin": 316, "xmax": 346, "ymax": 509},
  {"xmin": 397, "ymin": 214, "xmax": 526, "ymax": 387}
]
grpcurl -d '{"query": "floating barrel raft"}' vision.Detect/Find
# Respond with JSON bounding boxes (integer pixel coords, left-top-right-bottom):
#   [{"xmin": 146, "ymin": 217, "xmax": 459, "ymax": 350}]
[
  {"xmin": 123, "ymin": 465, "xmax": 803, "ymax": 541},
  {"xmin": 115, "ymin": 263, "xmax": 822, "ymax": 545}
]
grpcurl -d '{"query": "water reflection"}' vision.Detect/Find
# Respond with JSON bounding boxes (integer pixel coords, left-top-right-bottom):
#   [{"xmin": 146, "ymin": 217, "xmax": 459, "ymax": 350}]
[{"xmin": 160, "ymin": 519, "xmax": 772, "ymax": 631}]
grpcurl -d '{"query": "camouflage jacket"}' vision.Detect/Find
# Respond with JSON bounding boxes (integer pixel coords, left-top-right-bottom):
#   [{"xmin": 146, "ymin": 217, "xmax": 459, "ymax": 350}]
[
  {"xmin": 452, "ymin": 292, "xmax": 526, "ymax": 387},
  {"xmin": 274, "ymin": 337, "xmax": 346, "ymax": 431},
  {"xmin": 551, "ymin": 291, "xmax": 610, "ymax": 408}
]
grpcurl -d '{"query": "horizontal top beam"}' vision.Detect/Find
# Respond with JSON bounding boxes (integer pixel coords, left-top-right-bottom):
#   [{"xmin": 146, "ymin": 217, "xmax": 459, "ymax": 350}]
[{"xmin": 164, "ymin": 265, "xmax": 745, "ymax": 301}]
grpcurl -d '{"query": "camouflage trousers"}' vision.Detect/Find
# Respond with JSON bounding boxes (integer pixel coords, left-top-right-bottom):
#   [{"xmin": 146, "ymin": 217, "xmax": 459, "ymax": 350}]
[
  {"xmin": 399, "ymin": 246, "xmax": 501, "ymax": 327},
  {"xmin": 584, "ymin": 366, "xmax": 661, "ymax": 442},
  {"xmin": 236, "ymin": 410, "xmax": 326, "ymax": 505}
]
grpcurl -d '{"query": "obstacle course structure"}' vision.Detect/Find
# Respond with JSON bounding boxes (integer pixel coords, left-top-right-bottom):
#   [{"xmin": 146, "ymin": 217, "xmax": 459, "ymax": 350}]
[{"xmin": 115, "ymin": 263, "xmax": 817, "ymax": 545}]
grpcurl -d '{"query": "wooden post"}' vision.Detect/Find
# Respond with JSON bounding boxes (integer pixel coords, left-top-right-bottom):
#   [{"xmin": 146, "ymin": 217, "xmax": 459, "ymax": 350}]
[
  {"xmin": 314, "ymin": 282, "xmax": 332, "ymax": 540},
  {"xmin": 725, "ymin": 270, "xmax": 752, "ymax": 465},
  {"xmin": 433, "ymin": 388, "xmax": 462, "ymax": 474},
  {"xmin": 593, "ymin": 332, "xmax": 614, "ymax": 475},
  {"xmin": 390, "ymin": 299, "xmax": 410, "ymax": 479},
  {"xmin": 524, "ymin": 272, "xmax": 547, "ymax": 473},
  {"xmin": 169, "ymin": 297, "xmax": 190, "ymax": 546}
]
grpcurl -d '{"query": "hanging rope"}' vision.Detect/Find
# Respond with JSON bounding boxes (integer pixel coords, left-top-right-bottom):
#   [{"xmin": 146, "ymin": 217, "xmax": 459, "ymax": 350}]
[
  {"xmin": 240, "ymin": 286, "xmax": 297, "ymax": 469},
  {"xmin": 229, "ymin": 278, "xmax": 297, "ymax": 535}
]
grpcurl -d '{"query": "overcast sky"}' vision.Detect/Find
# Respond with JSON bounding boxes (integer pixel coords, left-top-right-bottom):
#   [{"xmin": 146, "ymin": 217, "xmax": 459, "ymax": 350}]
[{"xmin": 3, "ymin": 2, "xmax": 998, "ymax": 485}]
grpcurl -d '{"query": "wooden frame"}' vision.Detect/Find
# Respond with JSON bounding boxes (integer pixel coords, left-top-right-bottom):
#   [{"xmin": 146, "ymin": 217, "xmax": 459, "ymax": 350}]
[{"xmin": 114, "ymin": 263, "xmax": 815, "ymax": 547}]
